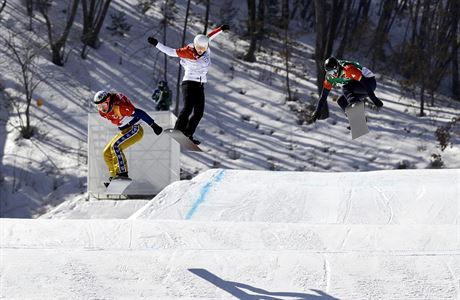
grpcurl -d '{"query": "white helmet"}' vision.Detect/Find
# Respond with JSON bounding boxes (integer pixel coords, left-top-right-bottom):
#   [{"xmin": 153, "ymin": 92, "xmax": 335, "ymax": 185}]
[
  {"xmin": 193, "ymin": 34, "xmax": 209, "ymax": 51},
  {"xmin": 93, "ymin": 90, "xmax": 109, "ymax": 104}
]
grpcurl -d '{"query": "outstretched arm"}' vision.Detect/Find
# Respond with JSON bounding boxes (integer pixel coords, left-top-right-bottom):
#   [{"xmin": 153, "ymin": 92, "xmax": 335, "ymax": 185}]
[
  {"xmin": 155, "ymin": 42, "xmax": 179, "ymax": 57},
  {"xmin": 360, "ymin": 77, "xmax": 383, "ymax": 108},
  {"xmin": 133, "ymin": 108, "xmax": 163, "ymax": 134},
  {"xmin": 119, "ymin": 108, "xmax": 163, "ymax": 134},
  {"xmin": 147, "ymin": 37, "xmax": 179, "ymax": 57},
  {"xmin": 148, "ymin": 36, "xmax": 198, "ymax": 60},
  {"xmin": 313, "ymin": 88, "xmax": 330, "ymax": 119},
  {"xmin": 311, "ymin": 78, "xmax": 333, "ymax": 121},
  {"xmin": 207, "ymin": 24, "xmax": 229, "ymax": 41},
  {"xmin": 133, "ymin": 108, "xmax": 156, "ymax": 125}
]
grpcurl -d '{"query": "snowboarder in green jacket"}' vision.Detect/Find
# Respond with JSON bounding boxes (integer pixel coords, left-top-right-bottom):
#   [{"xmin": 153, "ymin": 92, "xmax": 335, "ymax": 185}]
[{"xmin": 312, "ymin": 56, "xmax": 383, "ymax": 122}]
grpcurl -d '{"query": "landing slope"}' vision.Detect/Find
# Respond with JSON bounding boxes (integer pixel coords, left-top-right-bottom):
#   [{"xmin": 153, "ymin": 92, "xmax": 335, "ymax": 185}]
[{"xmin": 131, "ymin": 169, "xmax": 460, "ymax": 224}]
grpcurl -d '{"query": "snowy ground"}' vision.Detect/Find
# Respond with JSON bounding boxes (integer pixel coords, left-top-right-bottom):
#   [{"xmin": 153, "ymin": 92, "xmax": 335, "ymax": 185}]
[
  {"xmin": 2, "ymin": 169, "xmax": 459, "ymax": 299},
  {"xmin": 1, "ymin": 0, "xmax": 459, "ymax": 218},
  {"xmin": 1, "ymin": 1, "xmax": 459, "ymax": 297},
  {"xmin": 130, "ymin": 169, "xmax": 459, "ymax": 224}
]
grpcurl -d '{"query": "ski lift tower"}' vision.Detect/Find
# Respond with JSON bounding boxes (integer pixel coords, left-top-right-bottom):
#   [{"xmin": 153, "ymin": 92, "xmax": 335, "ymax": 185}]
[{"xmin": 87, "ymin": 111, "xmax": 179, "ymax": 198}]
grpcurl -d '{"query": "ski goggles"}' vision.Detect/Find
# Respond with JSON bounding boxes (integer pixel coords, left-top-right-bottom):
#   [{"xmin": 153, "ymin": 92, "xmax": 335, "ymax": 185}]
[
  {"xmin": 97, "ymin": 98, "xmax": 111, "ymax": 113},
  {"xmin": 326, "ymin": 69, "xmax": 338, "ymax": 76},
  {"xmin": 195, "ymin": 45, "xmax": 208, "ymax": 54}
]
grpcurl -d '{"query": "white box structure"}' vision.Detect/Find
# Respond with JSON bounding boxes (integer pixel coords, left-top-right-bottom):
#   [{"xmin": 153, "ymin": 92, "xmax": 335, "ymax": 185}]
[{"xmin": 88, "ymin": 111, "xmax": 179, "ymax": 197}]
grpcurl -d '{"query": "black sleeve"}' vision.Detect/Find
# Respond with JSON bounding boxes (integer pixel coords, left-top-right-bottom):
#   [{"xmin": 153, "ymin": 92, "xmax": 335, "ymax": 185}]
[
  {"xmin": 361, "ymin": 77, "xmax": 384, "ymax": 107},
  {"xmin": 118, "ymin": 108, "xmax": 156, "ymax": 130},
  {"xmin": 133, "ymin": 108, "xmax": 155, "ymax": 125},
  {"xmin": 360, "ymin": 77, "xmax": 378, "ymax": 102},
  {"xmin": 315, "ymin": 88, "xmax": 330, "ymax": 114}
]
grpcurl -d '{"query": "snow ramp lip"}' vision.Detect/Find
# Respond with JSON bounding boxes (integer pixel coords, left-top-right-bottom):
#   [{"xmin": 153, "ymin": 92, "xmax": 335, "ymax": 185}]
[{"xmin": 130, "ymin": 168, "xmax": 460, "ymax": 224}]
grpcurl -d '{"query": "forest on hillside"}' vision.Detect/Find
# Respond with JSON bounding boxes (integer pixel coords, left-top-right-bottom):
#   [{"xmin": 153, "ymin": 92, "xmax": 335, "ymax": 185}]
[{"xmin": 1, "ymin": 0, "xmax": 459, "ymax": 140}]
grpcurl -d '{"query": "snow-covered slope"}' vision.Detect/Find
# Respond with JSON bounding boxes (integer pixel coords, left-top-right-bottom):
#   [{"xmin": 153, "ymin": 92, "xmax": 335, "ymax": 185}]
[
  {"xmin": 1, "ymin": 0, "xmax": 459, "ymax": 297},
  {"xmin": 1, "ymin": 0, "xmax": 459, "ymax": 218},
  {"xmin": 131, "ymin": 168, "xmax": 459, "ymax": 224},
  {"xmin": 39, "ymin": 195, "xmax": 149, "ymax": 219},
  {"xmin": 2, "ymin": 219, "xmax": 458, "ymax": 299},
  {"xmin": 2, "ymin": 169, "xmax": 459, "ymax": 299}
]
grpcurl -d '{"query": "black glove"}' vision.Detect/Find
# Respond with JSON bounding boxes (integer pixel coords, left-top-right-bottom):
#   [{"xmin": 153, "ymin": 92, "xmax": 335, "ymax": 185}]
[
  {"xmin": 147, "ymin": 37, "xmax": 158, "ymax": 46},
  {"xmin": 150, "ymin": 122, "xmax": 163, "ymax": 135},
  {"xmin": 220, "ymin": 24, "xmax": 230, "ymax": 31},
  {"xmin": 371, "ymin": 97, "xmax": 383, "ymax": 108}
]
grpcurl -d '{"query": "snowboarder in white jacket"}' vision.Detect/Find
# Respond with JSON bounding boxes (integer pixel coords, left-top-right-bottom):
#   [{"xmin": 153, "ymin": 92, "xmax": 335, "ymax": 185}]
[{"xmin": 147, "ymin": 24, "xmax": 229, "ymax": 144}]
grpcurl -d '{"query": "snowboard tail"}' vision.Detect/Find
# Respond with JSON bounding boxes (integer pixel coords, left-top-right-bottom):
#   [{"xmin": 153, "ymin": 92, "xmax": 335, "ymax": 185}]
[
  {"xmin": 164, "ymin": 129, "xmax": 203, "ymax": 152},
  {"xmin": 105, "ymin": 177, "xmax": 133, "ymax": 195},
  {"xmin": 345, "ymin": 101, "xmax": 369, "ymax": 139}
]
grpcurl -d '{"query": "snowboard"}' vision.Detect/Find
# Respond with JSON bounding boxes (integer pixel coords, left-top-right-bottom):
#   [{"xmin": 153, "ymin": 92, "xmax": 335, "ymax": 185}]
[
  {"xmin": 164, "ymin": 129, "xmax": 203, "ymax": 152},
  {"xmin": 105, "ymin": 177, "xmax": 133, "ymax": 195},
  {"xmin": 345, "ymin": 101, "xmax": 369, "ymax": 139}
]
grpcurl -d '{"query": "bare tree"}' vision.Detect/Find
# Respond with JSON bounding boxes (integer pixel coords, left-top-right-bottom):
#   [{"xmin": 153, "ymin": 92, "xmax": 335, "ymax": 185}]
[
  {"xmin": 336, "ymin": 0, "xmax": 353, "ymax": 57},
  {"xmin": 244, "ymin": 0, "xmax": 257, "ymax": 62},
  {"xmin": 394, "ymin": 0, "xmax": 426, "ymax": 115},
  {"xmin": 218, "ymin": 0, "xmax": 238, "ymax": 28},
  {"xmin": 80, "ymin": 0, "xmax": 112, "ymax": 57},
  {"xmin": 292, "ymin": 0, "xmax": 314, "ymax": 26},
  {"xmin": 451, "ymin": 0, "xmax": 459, "ymax": 100},
  {"xmin": 24, "ymin": 0, "xmax": 34, "ymax": 30},
  {"xmin": 256, "ymin": 0, "xmax": 266, "ymax": 43},
  {"xmin": 313, "ymin": 0, "xmax": 328, "ymax": 118},
  {"xmin": 314, "ymin": 0, "xmax": 326, "ymax": 94},
  {"xmin": 396, "ymin": 0, "xmax": 457, "ymax": 115},
  {"xmin": 203, "ymin": 0, "xmax": 210, "ymax": 34},
  {"xmin": 37, "ymin": 0, "xmax": 80, "ymax": 66},
  {"xmin": 425, "ymin": 0, "xmax": 458, "ymax": 106},
  {"xmin": 161, "ymin": 0, "xmax": 176, "ymax": 82},
  {"xmin": 175, "ymin": 0, "xmax": 191, "ymax": 116},
  {"xmin": 314, "ymin": 0, "xmax": 343, "ymax": 91},
  {"xmin": 3, "ymin": 31, "xmax": 46, "ymax": 139},
  {"xmin": 313, "ymin": 0, "xmax": 344, "ymax": 118},
  {"xmin": 243, "ymin": 0, "xmax": 266, "ymax": 62},
  {"xmin": 281, "ymin": 0, "xmax": 291, "ymax": 101},
  {"xmin": 290, "ymin": 0, "xmax": 308, "ymax": 20},
  {"xmin": 370, "ymin": 0, "xmax": 407, "ymax": 67},
  {"xmin": 324, "ymin": 0, "xmax": 344, "ymax": 60},
  {"xmin": 352, "ymin": 0, "xmax": 371, "ymax": 30},
  {"xmin": 415, "ymin": 0, "xmax": 431, "ymax": 116},
  {"xmin": 0, "ymin": 0, "xmax": 7, "ymax": 15},
  {"xmin": 335, "ymin": 0, "xmax": 372, "ymax": 57}
]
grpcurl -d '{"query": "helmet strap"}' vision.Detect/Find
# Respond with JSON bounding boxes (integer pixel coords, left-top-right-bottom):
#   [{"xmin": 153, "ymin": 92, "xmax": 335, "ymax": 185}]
[{"xmin": 106, "ymin": 93, "xmax": 114, "ymax": 112}]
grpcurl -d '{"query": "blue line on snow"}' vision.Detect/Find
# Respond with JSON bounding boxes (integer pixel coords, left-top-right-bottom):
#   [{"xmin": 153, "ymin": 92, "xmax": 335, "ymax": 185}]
[{"xmin": 185, "ymin": 169, "xmax": 226, "ymax": 220}]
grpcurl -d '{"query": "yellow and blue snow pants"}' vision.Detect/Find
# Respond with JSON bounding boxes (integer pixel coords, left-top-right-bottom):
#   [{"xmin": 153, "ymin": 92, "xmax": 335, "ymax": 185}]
[{"xmin": 103, "ymin": 124, "xmax": 144, "ymax": 177}]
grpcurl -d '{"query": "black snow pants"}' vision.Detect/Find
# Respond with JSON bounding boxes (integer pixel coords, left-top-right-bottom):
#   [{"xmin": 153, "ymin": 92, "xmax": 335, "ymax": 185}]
[
  {"xmin": 337, "ymin": 76, "xmax": 377, "ymax": 111},
  {"xmin": 174, "ymin": 81, "xmax": 205, "ymax": 137}
]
